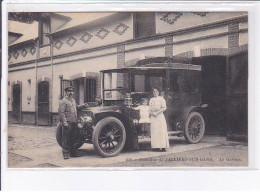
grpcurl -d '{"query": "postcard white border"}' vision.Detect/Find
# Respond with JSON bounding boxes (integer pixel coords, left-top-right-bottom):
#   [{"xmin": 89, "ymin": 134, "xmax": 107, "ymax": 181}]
[{"xmin": 1, "ymin": 0, "xmax": 260, "ymax": 190}]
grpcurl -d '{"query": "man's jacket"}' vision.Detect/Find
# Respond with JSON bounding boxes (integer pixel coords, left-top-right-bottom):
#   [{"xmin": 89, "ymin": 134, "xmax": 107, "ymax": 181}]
[{"xmin": 58, "ymin": 96, "xmax": 78, "ymax": 124}]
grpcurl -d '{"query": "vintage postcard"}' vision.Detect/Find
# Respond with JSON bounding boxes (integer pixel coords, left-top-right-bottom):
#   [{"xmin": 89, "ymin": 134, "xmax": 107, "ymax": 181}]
[
  {"xmin": 2, "ymin": 0, "xmax": 260, "ymax": 191},
  {"xmin": 5, "ymin": 10, "xmax": 249, "ymax": 169}
]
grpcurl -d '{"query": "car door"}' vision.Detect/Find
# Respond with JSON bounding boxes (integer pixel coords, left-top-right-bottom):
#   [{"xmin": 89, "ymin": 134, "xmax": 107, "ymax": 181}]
[
  {"xmin": 164, "ymin": 70, "xmax": 182, "ymax": 131},
  {"xmin": 181, "ymin": 70, "xmax": 201, "ymax": 108}
]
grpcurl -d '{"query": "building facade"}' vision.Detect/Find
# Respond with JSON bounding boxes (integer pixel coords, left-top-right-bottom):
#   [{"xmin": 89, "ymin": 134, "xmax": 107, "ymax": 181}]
[{"xmin": 8, "ymin": 12, "xmax": 248, "ymax": 136}]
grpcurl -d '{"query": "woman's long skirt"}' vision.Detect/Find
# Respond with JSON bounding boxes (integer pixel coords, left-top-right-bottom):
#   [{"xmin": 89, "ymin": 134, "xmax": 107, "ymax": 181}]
[{"xmin": 150, "ymin": 113, "xmax": 169, "ymax": 149}]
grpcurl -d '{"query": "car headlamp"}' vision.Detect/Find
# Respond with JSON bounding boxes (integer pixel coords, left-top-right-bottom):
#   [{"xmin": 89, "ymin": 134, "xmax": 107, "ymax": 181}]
[
  {"xmin": 85, "ymin": 116, "xmax": 93, "ymax": 124},
  {"xmin": 77, "ymin": 115, "xmax": 89, "ymax": 128},
  {"xmin": 77, "ymin": 117, "xmax": 84, "ymax": 128}
]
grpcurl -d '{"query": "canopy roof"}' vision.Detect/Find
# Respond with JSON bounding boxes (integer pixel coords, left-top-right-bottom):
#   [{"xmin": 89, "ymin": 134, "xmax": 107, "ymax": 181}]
[{"xmin": 101, "ymin": 63, "xmax": 202, "ymax": 73}]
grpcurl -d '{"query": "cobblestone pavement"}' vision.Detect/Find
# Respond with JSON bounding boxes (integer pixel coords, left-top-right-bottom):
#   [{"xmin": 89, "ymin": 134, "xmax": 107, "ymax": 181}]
[
  {"xmin": 7, "ymin": 124, "xmax": 248, "ymax": 168},
  {"xmin": 8, "ymin": 124, "xmax": 57, "ymax": 151}
]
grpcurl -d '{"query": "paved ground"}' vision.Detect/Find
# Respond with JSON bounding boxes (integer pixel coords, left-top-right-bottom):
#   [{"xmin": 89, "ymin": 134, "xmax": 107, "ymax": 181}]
[{"xmin": 7, "ymin": 124, "xmax": 248, "ymax": 168}]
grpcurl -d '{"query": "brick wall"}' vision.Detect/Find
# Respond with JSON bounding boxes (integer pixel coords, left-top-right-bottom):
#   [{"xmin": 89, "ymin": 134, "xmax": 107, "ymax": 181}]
[
  {"xmin": 228, "ymin": 22, "xmax": 239, "ymax": 54},
  {"xmin": 174, "ymin": 51, "xmax": 194, "ymax": 58},
  {"xmin": 201, "ymin": 48, "xmax": 228, "ymax": 56},
  {"xmin": 117, "ymin": 45, "xmax": 125, "ymax": 90},
  {"xmin": 117, "ymin": 45, "xmax": 125, "ymax": 68},
  {"xmin": 174, "ymin": 45, "xmax": 247, "ymax": 59},
  {"xmin": 96, "ymin": 73, "xmax": 101, "ymax": 97},
  {"xmin": 165, "ymin": 36, "xmax": 173, "ymax": 57}
]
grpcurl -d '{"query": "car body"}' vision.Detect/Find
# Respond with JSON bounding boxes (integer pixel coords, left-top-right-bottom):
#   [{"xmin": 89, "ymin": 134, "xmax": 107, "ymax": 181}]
[{"xmin": 56, "ymin": 57, "xmax": 207, "ymax": 157}]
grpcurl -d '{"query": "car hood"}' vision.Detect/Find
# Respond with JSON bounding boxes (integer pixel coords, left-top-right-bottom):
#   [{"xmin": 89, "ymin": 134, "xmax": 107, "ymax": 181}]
[{"xmin": 81, "ymin": 105, "xmax": 122, "ymax": 115}]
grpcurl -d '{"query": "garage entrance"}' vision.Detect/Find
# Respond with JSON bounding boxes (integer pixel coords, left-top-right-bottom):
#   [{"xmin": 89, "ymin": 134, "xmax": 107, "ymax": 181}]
[
  {"xmin": 37, "ymin": 81, "xmax": 49, "ymax": 126},
  {"xmin": 226, "ymin": 52, "xmax": 248, "ymax": 140},
  {"xmin": 192, "ymin": 56, "xmax": 227, "ymax": 135},
  {"xmin": 12, "ymin": 83, "xmax": 22, "ymax": 124}
]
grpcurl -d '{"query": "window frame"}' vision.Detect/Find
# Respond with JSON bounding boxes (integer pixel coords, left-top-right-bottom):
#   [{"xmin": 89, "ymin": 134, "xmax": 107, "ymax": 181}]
[
  {"xmin": 181, "ymin": 70, "xmax": 199, "ymax": 94},
  {"xmin": 133, "ymin": 12, "xmax": 156, "ymax": 39},
  {"xmin": 39, "ymin": 17, "xmax": 51, "ymax": 46}
]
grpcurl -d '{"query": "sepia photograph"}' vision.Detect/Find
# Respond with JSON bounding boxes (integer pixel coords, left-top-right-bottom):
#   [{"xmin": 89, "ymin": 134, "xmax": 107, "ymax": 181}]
[{"xmin": 6, "ymin": 11, "xmax": 249, "ymax": 168}]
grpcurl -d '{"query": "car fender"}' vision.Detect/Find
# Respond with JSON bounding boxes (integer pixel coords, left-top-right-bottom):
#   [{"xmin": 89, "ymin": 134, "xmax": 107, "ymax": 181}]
[
  {"xmin": 94, "ymin": 111, "xmax": 133, "ymax": 126},
  {"xmin": 181, "ymin": 104, "xmax": 208, "ymax": 122}
]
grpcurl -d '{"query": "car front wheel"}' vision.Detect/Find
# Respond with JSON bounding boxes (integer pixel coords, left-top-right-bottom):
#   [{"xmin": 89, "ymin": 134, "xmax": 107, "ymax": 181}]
[
  {"xmin": 92, "ymin": 117, "xmax": 126, "ymax": 157},
  {"xmin": 184, "ymin": 112, "xmax": 205, "ymax": 144}
]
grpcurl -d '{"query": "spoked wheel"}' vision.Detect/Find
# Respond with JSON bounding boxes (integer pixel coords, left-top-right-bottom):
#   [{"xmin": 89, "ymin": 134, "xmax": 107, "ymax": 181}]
[
  {"xmin": 184, "ymin": 112, "xmax": 205, "ymax": 144},
  {"xmin": 92, "ymin": 117, "xmax": 126, "ymax": 157},
  {"xmin": 56, "ymin": 122, "xmax": 84, "ymax": 149}
]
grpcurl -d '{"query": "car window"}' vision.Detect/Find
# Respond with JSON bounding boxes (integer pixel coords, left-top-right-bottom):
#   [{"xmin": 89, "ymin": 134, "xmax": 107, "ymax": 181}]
[
  {"xmin": 169, "ymin": 73, "xmax": 181, "ymax": 93},
  {"xmin": 182, "ymin": 71, "xmax": 198, "ymax": 93},
  {"xmin": 134, "ymin": 74, "xmax": 145, "ymax": 92},
  {"xmin": 149, "ymin": 76, "xmax": 164, "ymax": 92},
  {"xmin": 103, "ymin": 72, "xmax": 129, "ymax": 100},
  {"xmin": 104, "ymin": 72, "xmax": 129, "ymax": 89}
]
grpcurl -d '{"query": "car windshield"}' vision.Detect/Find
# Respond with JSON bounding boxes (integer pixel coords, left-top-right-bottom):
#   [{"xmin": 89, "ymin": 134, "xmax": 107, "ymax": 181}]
[
  {"xmin": 103, "ymin": 72, "xmax": 129, "ymax": 100},
  {"xmin": 103, "ymin": 69, "xmax": 166, "ymax": 101},
  {"xmin": 133, "ymin": 74, "xmax": 164, "ymax": 93}
]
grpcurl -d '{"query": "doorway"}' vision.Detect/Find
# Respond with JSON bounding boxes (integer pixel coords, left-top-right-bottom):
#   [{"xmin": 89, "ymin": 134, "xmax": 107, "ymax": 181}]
[
  {"xmin": 12, "ymin": 83, "xmax": 22, "ymax": 124},
  {"xmin": 37, "ymin": 81, "xmax": 49, "ymax": 125},
  {"xmin": 72, "ymin": 78, "xmax": 97, "ymax": 106},
  {"xmin": 192, "ymin": 56, "xmax": 227, "ymax": 135},
  {"xmin": 226, "ymin": 52, "xmax": 248, "ymax": 138}
]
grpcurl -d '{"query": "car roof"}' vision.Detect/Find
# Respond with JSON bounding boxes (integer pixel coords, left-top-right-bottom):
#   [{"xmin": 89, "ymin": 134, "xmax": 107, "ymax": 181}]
[{"xmin": 101, "ymin": 63, "xmax": 202, "ymax": 73}]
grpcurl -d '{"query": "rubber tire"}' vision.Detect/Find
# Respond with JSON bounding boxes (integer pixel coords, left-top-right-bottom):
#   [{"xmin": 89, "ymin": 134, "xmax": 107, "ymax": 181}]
[
  {"xmin": 92, "ymin": 117, "xmax": 126, "ymax": 158},
  {"xmin": 56, "ymin": 122, "xmax": 84, "ymax": 149},
  {"xmin": 184, "ymin": 112, "xmax": 205, "ymax": 144}
]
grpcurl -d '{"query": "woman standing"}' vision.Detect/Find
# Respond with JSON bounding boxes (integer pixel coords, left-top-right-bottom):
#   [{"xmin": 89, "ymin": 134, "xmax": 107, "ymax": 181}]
[{"xmin": 149, "ymin": 87, "xmax": 169, "ymax": 151}]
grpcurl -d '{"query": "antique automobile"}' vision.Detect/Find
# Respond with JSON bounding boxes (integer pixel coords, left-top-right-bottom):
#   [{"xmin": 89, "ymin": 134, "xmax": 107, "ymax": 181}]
[{"xmin": 56, "ymin": 57, "xmax": 207, "ymax": 157}]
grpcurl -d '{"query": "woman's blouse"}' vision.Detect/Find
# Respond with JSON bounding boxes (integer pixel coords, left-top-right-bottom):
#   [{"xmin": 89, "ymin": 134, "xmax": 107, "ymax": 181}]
[{"xmin": 149, "ymin": 96, "xmax": 167, "ymax": 113}]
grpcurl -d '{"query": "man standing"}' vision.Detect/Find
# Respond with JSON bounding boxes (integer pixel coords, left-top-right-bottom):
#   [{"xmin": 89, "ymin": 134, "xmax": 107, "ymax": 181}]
[{"xmin": 58, "ymin": 86, "xmax": 88, "ymax": 159}]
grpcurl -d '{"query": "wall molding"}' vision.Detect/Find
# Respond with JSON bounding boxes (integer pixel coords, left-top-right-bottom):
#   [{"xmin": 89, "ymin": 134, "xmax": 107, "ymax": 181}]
[{"xmin": 9, "ymin": 15, "xmax": 248, "ymax": 72}]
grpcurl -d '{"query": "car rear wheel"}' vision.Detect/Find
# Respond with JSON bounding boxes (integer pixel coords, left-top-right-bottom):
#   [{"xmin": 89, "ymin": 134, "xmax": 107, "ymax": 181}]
[
  {"xmin": 56, "ymin": 122, "xmax": 84, "ymax": 149},
  {"xmin": 184, "ymin": 112, "xmax": 205, "ymax": 144},
  {"xmin": 92, "ymin": 117, "xmax": 126, "ymax": 157}
]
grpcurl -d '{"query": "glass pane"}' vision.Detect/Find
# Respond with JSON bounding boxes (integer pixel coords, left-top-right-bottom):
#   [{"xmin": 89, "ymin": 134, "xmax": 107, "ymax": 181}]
[
  {"xmin": 104, "ymin": 73, "xmax": 112, "ymax": 89},
  {"xmin": 169, "ymin": 73, "xmax": 180, "ymax": 93},
  {"xmin": 182, "ymin": 71, "xmax": 197, "ymax": 93},
  {"xmin": 104, "ymin": 72, "xmax": 129, "ymax": 89},
  {"xmin": 149, "ymin": 77, "xmax": 163, "ymax": 92},
  {"xmin": 104, "ymin": 91, "xmax": 125, "ymax": 100},
  {"xmin": 134, "ymin": 75, "xmax": 145, "ymax": 92},
  {"xmin": 103, "ymin": 72, "xmax": 129, "ymax": 101}
]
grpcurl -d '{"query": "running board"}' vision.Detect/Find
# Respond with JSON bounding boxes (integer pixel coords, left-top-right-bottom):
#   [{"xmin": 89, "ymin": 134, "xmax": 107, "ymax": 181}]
[{"xmin": 167, "ymin": 131, "xmax": 183, "ymax": 136}]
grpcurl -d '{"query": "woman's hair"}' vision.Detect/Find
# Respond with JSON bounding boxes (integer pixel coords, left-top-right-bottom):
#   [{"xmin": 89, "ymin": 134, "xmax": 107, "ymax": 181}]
[{"xmin": 152, "ymin": 87, "xmax": 161, "ymax": 95}]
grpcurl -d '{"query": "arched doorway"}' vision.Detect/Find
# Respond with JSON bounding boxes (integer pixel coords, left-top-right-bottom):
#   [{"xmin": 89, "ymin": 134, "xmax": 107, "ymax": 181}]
[
  {"xmin": 12, "ymin": 84, "xmax": 22, "ymax": 124},
  {"xmin": 37, "ymin": 81, "xmax": 49, "ymax": 125}
]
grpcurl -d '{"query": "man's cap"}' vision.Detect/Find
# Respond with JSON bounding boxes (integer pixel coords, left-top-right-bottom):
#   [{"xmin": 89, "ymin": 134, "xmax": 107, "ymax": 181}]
[{"xmin": 65, "ymin": 86, "xmax": 74, "ymax": 91}]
